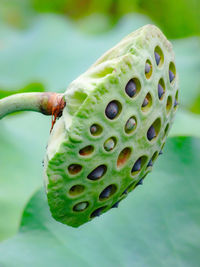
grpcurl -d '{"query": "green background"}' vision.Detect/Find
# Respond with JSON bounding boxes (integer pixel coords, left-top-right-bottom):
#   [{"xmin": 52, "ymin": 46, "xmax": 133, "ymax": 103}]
[{"xmin": 0, "ymin": 0, "xmax": 200, "ymax": 266}]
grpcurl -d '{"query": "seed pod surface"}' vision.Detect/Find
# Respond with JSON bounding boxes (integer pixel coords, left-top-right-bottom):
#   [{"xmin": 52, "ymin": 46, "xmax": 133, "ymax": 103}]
[{"xmin": 44, "ymin": 25, "xmax": 179, "ymax": 227}]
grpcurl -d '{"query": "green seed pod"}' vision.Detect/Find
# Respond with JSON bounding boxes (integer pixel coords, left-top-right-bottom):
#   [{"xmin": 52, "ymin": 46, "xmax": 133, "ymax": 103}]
[{"xmin": 44, "ymin": 24, "xmax": 179, "ymax": 227}]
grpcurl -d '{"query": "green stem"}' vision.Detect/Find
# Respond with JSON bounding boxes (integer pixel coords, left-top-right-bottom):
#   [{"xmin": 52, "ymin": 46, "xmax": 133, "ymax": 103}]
[{"xmin": 0, "ymin": 92, "xmax": 65, "ymax": 120}]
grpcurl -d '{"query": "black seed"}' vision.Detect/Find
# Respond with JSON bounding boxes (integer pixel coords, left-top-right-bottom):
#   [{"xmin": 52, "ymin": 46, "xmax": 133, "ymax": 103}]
[
  {"xmin": 158, "ymin": 83, "xmax": 164, "ymax": 99},
  {"xmin": 169, "ymin": 70, "xmax": 175, "ymax": 83},
  {"xmin": 147, "ymin": 125, "xmax": 156, "ymax": 141},
  {"xmin": 159, "ymin": 150, "xmax": 163, "ymax": 155},
  {"xmin": 100, "ymin": 185, "xmax": 112, "ymax": 199},
  {"xmin": 112, "ymin": 201, "xmax": 120, "ymax": 208},
  {"xmin": 154, "ymin": 51, "xmax": 161, "ymax": 65},
  {"xmin": 105, "ymin": 101, "xmax": 119, "ymax": 119},
  {"xmin": 87, "ymin": 165, "xmax": 107, "ymax": 180},
  {"xmin": 147, "ymin": 159, "xmax": 153, "ymax": 167},
  {"xmin": 145, "ymin": 63, "xmax": 151, "ymax": 74},
  {"xmin": 125, "ymin": 79, "xmax": 137, "ymax": 97},
  {"xmin": 142, "ymin": 97, "xmax": 149, "ymax": 107},
  {"xmin": 174, "ymin": 99, "xmax": 178, "ymax": 107},
  {"xmin": 137, "ymin": 178, "xmax": 143, "ymax": 185},
  {"xmin": 90, "ymin": 125, "xmax": 97, "ymax": 134},
  {"xmin": 122, "ymin": 188, "xmax": 128, "ymax": 195},
  {"xmin": 91, "ymin": 207, "xmax": 104, "ymax": 217},
  {"xmin": 132, "ymin": 158, "xmax": 142, "ymax": 172}
]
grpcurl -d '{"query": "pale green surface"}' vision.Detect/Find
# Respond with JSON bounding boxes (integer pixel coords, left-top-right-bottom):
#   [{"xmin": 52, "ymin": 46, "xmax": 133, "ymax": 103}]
[{"xmin": 0, "ymin": 137, "xmax": 200, "ymax": 267}]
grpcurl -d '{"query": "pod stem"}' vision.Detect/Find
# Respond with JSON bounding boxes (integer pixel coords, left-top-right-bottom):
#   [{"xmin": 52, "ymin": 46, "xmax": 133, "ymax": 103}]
[{"xmin": 0, "ymin": 92, "xmax": 66, "ymax": 130}]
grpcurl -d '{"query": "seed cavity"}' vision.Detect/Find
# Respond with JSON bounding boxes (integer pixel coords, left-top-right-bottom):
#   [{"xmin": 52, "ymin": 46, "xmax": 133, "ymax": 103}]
[
  {"xmin": 166, "ymin": 95, "xmax": 172, "ymax": 114},
  {"xmin": 147, "ymin": 151, "xmax": 158, "ymax": 168},
  {"xmin": 169, "ymin": 62, "xmax": 176, "ymax": 83},
  {"xmin": 154, "ymin": 46, "xmax": 164, "ymax": 67},
  {"xmin": 87, "ymin": 165, "xmax": 107, "ymax": 181},
  {"xmin": 125, "ymin": 116, "xmax": 137, "ymax": 134},
  {"xmin": 158, "ymin": 78, "xmax": 165, "ymax": 100},
  {"xmin": 90, "ymin": 206, "xmax": 107, "ymax": 218},
  {"xmin": 117, "ymin": 147, "xmax": 132, "ymax": 168},
  {"xmin": 68, "ymin": 164, "xmax": 82, "ymax": 175},
  {"xmin": 79, "ymin": 145, "xmax": 94, "ymax": 156},
  {"xmin": 73, "ymin": 201, "xmax": 89, "ymax": 212},
  {"xmin": 90, "ymin": 124, "xmax": 103, "ymax": 136},
  {"xmin": 111, "ymin": 201, "xmax": 120, "ymax": 208},
  {"xmin": 141, "ymin": 93, "xmax": 152, "ymax": 112},
  {"xmin": 145, "ymin": 59, "xmax": 153, "ymax": 79},
  {"xmin": 131, "ymin": 156, "xmax": 147, "ymax": 175},
  {"xmin": 125, "ymin": 78, "xmax": 141, "ymax": 98},
  {"xmin": 174, "ymin": 90, "xmax": 179, "ymax": 108},
  {"xmin": 69, "ymin": 185, "xmax": 85, "ymax": 197},
  {"xmin": 105, "ymin": 100, "xmax": 122, "ymax": 120},
  {"xmin": 99, "ymin": 184, "xmax": 117, "ymax": 200},
  {"xmin": 104, "ymin": 137, "xmax": 117, "ymax": 152},
  {"xmin": 147, "ymin": 118, "xmax": 161, "ymax": 141}
]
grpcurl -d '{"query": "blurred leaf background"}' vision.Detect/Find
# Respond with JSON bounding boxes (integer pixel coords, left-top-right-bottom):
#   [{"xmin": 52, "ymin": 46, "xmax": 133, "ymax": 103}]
[{"xmin": 0, "ymin": 0, "xmax": 200, "ymax": 266}]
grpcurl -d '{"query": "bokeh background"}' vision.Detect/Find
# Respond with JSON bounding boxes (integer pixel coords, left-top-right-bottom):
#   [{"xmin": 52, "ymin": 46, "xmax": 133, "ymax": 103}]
[{"xmin": 0, "ymin": 0, "xmax": 200, "ymax": 266}]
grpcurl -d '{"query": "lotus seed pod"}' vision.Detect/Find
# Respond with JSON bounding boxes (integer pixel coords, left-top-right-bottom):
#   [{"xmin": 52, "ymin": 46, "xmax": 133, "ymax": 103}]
[{"xmin": 44, "ymin": 24, "xmax": 179, "ymax": 227}]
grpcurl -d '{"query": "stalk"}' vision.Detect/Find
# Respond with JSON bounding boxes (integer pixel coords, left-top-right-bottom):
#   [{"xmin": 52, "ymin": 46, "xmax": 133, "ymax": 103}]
[{"xmin": 0, "ymin": 92, "xmax": 66, "ymax": 120}]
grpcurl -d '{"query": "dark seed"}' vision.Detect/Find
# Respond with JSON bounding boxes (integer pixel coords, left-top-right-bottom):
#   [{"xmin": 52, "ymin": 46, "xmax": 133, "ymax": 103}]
[
  {"xmin": 87, "ymin": 165, "xmax": 107, "ymax": 180},
  {"xmin": 174, "ymin": 99, "xmax": 178, "ymax": 108},
  {"xmin": 147, "ymin": 125, "xmax": 156, "ymax": 141},
  {"xmin": 137, "ymin": 178, "xmax": 143, "ymax": 185},
  {"xmin": 125, "ymin": 79, "xmax": 137, "ymax": 97},
  {"xmin": 145, "ymin": 63, "xmax": 151, "ymax": 74},
  {"xmin": 142, "ymin": 97, "xmax": 149, "ymax": 107},
  {"xmin": 112, "ymin": 201, "xmax": 120, "ymax": 208},
  {"xmin": 158, "ymin": 83, "xmax": 164, "ymax": 99},
  {"xmin": 169, "ymin": 70, "xmax": 175, "ymax": 83},
  {"xmin": 122, "ymin": 188, "xmax": 128, "ymax": 195},
  {"xmin": 132, "ymin": 158, "xmax": 142, "ymax": 172},
  {"xmin": 159, "ymin": 150, "xmax": 163, "ymax": 155},
  {"xmin": 100, "ymin": 185, "xmax": 112, "ymax": 199},
  {"xmin": 91, "ymin": 207, "xmax": 104, "ymax": 217},
  {"xmin": 90, "ymin": 125, "xmax": 97, "ymax": 134},
  {"xmin": 105, "ymin": 101, "xmax": 119, "ymax": 119},
  {"xmin": 147, "ymin": 159, "xmax": 153, "ymax": 167},
  {"xmin": 154, "ymin": 51, "xmax": 161, "ymax": 65}
]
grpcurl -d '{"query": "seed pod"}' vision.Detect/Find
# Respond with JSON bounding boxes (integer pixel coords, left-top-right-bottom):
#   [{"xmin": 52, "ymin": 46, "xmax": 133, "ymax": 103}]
[{"xmin": 44, "ymin": 25, "xmax": 179, "ymax": 227}]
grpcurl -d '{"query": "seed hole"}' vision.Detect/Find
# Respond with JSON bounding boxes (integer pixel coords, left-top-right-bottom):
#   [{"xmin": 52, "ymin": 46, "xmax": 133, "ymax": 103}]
[
  {"xmin": 69, "ymin": 185, "xmax": 85, "ymax": 197},
  {"xmin": 125, "ymin": 78, "xmax": 141, "ymax": 98},
  {"xmin": 90, "ymin": 206, "xmax": 107, "ymax": 218},
  {"xmin": 145, "ymin": 59, "xmax": 153, "ymax": 79},
  {"xmin": 147, "ymin": 118, "xmax": 161, "ymax": 141},
  {"xmin": 79, "ymin": 145, "xmax": 94, "ymax": 156},
  {"xmin": 73, "ymin": 201, "xmax": 89, "ymax": 212},
  {"xmin": 68, "ymin": 164, "xmax": 82, "ymax": 175},
  {"xmin": 131, "ymin": 156, "xmax": 147, "ymax": 176},
  {"xmin": 125, "ymin": 116, "xmax": 137, "ymax": 134},
  {"xmin": 99, "ymin": 184, "xmax": 117, "ymax": 200},
  {"xmin": 90, "ymin": 124, "xmax": 103, "ymax": 136},
  {"xmin": 158, "ymin": 78, "xmax": 165, "ymax": 100},
  {"xmin": 166, "ymin": 95, "xmax": 172, "ymax": 114},
  {"xmin": 147, "ymin": 151, "xmax": 158, "ymax": 168},
  {"xmin": 141, "ymin": 93, "xmax": 152, "ymax": 112},
  {"xmin": 87, "ymin": 165, "xmax": 107, "ymax": 181},
  {"xmin": 164, "ymin": 123, "xmax": 170, "ymax": 137},
  {"xmin": 174, "ymin": 90, "xmax": 179, "ymax": 109},
  {"xmin": 117, "ymin": 147, "xmax": 132, "ymax": 168},
  {"xmin": 154, "ymin": 46, "xmax": 164, "ymax": 67},
  {"xmin": 105, "ymin": 100, "xmax": 122, "ymax": 120},
  {"xmin": 104, "ymin": 137, "xmax": 117, "ymax": 152},
  {"xmin": 169, "ymin": 62, "xmax": 176, "ymax": 83}
]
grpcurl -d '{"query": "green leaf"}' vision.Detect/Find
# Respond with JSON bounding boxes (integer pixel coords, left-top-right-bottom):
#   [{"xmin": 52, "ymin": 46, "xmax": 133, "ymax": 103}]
[{"xmin": 0, "ymin": 137, "xmax": 200, "ymax": 266}]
